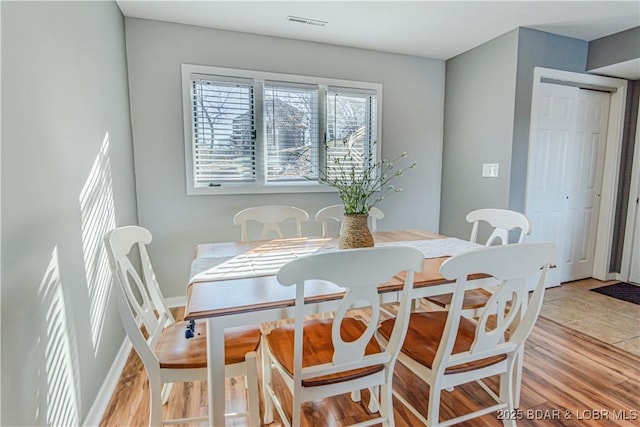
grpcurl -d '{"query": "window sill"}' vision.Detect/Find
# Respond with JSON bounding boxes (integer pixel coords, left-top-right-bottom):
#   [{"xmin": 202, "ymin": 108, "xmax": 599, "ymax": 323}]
[{"xmin": 186, "ymin": 182, "xmax": 338, "ymax": 196}]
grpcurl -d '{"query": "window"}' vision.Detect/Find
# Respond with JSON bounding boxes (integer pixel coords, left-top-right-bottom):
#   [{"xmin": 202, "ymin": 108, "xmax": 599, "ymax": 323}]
[
  {"xmin": 326, "ymin": 88, "xmax": 377, "ymax": 180},
  {"xmin": 263, "ymin": 82, "xmax": 319, "ymax": 182},
  {"xmin": 191, "ymin": 76, "xmax": 255, "ymax": 185},
  {"xmin": 182, "ymin": 64, "xmax": 382, "ymax": 195}
]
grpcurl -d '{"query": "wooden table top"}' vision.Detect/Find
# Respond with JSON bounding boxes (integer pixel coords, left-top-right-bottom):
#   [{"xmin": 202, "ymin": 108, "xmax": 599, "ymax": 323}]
[{"xmin": 185, "ymin": 229, "xmax": 467, "ymax": 321}]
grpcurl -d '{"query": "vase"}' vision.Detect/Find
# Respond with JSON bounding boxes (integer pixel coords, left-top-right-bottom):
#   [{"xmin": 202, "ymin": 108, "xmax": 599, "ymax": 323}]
[{"xmin": 339, "ymin": 213, "xmax": 374, "ymax": 249}]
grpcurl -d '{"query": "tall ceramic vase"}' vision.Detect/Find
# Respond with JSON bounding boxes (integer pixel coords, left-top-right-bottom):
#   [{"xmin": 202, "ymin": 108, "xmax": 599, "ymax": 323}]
[{"xmin": 339, "ymin": 213, "xmax": 374, "ymax": 249}]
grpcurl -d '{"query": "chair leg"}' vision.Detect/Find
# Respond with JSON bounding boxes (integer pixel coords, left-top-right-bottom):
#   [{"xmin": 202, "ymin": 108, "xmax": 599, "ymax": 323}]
[
  {"xmin": 244, "ymin": 351, "xmax": 260, "ymax": 427},
  {"xmin": 427, "ymin": 385, "xmax": 442, "ymax": 427},
  {"xmin": 367, "ymin": 386, "xmax": 380, "ymax": 413},
  {"xmin": 160, "ymin": 382, "xmax": 173, "ymax": 405},
  {"xmin": 500, "ymin": 362, "xmax": 517, "ymax": 427},
  {"xmin": 379, "ymin": 384, "xmax": 393, "ymax": 427},
  {"xmin": 351, "ymin": 389, "xmax": 361, "ymax": 402},
  {"xmin": 148, "ymin": 376, "xmax": 163, "ymax": 427},
  {"xmin": 292, "ymin": 393, "xmax": 302, "ymax": 427},
  {"xmin": 513, "ymin": 347, "xmax": 524, "ymax": 407},
  {"xmin": 262, "ymin": 338, "xmax": 274, "ymax": 424}
]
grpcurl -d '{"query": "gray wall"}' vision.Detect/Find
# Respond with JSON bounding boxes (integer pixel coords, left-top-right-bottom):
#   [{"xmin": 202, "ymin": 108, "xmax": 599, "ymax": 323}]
[
  {"xmin": 1, "ymin": 2, "xmax": 137, "ymax": 425},
  {"xmin": 587, "ymin": 26, "xmax": 640, "ymax": 71},
  {"xmin": 440, "ymin": 30, "xmax": 519, "ymax": 240},
  {"xmin": 509, "ymin": 28, "xmax": 588, "ymax": 213},
  {"xmin": 441, "ymin": 28, "xmax": 589, "ymax": 240},
  {"xmin": 610, "ymin": 79, "xmax": 639, "ymax": 272},
  {"xmin": 125, "ymin": 18, "xmax": 445, "ymax": 297}
]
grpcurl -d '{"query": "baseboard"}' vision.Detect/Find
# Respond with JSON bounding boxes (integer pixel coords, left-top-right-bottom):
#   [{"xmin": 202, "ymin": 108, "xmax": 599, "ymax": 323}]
[
  {"xmin": 164, "ymin": 295, "xmax": 186, "ymax": 308},
  {"xmin": 83, "ymin": 337, "xmax": 132, "ymax": 426}
]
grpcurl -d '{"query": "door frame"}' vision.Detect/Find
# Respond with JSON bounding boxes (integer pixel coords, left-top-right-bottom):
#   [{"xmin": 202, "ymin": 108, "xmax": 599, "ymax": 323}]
[
  {"xmin": 620, "ymin": 97, "xmax": 640, "ymax": 283},
  {"xmin": 527, "ymin": 67, "xmax": 627, "ymax": 281}
]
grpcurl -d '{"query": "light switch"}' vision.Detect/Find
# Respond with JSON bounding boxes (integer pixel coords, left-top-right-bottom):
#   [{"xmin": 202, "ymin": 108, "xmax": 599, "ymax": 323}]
[{"xmin": 482, "ymin": 163, "xmax": 499, "ymax": 178}]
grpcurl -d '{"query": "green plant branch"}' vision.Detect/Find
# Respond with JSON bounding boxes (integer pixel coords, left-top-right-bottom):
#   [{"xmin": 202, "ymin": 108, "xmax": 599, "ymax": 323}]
[{"xmin": 309, "ymin": 139, "xmax": 416, "ymax": 214}]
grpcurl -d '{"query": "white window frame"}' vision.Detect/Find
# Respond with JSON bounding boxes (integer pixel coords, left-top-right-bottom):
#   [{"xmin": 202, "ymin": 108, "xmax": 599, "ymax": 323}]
[{"xmin": 181, "ymin": 64, "xmax": 382, "ymax": 195}]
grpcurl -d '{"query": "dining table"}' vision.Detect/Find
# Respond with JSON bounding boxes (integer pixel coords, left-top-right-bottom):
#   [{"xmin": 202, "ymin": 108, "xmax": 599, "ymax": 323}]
[{"xmin": 184, "ymin": 229, "xmax": 495, "ymax": 426}]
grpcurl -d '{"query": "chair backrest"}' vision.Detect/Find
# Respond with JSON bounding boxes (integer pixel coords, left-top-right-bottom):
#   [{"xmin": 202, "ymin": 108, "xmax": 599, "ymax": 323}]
[
  {"xmin": 277, "ymin": 246, "xmax": 424, "ymax": 383},
  {"xmin": 233, "ymin": 205, "xmax": 309, "ymax": 242},
  {"xmin": 105, "ymin": 226, "xmax": 174, "ymax": 368},
  {"xmin": 315, "ymin": 204, "xmax": 385, "ymax": 237},
  {"xmin": 435, "ymin": 242, "xmax": 555, "ymax": 376},
  {"xmin": 466, "ymin": 208, "xmax": 531, "ymax": 246},
  {"xmin": 368, "ymin": 206, "xmax": 384, "ymax": 233}
]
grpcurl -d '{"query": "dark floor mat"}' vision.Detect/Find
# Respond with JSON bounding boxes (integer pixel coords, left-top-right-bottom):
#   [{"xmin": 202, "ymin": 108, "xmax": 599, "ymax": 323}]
[{"xmin": 590, "ymin": 282, "xmax": 640, "ymax": 305}]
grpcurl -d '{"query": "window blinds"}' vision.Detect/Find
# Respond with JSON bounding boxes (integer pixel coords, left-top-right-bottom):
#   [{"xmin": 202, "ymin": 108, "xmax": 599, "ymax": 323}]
[{"xmin": 191, "ymin": 77, "xmax": 255, "ymax": 186}]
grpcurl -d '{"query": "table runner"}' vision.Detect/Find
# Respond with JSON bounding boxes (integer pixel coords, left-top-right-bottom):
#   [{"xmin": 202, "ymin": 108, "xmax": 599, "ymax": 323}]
[
  {"xmin": 376, "ymin": 237, "xmax": 482, "ymax": 258},
  {"xmin": 189, "ymin": 237, "xmax": 481, "ymax": 284}
]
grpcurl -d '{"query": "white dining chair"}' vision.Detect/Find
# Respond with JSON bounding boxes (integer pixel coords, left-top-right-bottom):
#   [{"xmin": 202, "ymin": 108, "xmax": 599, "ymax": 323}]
[
  {"xmin": 105, "ymin": 225, "xmax": 261, "ymax": 426},
  {"xmin": 380, "ymin": 243, "xmax": 555, "ymax": 427},
  {"xmin": 427, "ymin": 208, "xmax": 532, "ymax": 313},
  {"xmin": 467, "ymin": 208, "xmax": 531, "ymax": 246},
  {"xmin": 262, "ymin": 246, "xmax": 425, "ymax": 427},
  {"xmin": 233, "ymin": 205, "xmax": 309, "ymax": 242},
  {"xmin": 315, "ymin": 204, "xmax": 384, "ymax": 237},
  {"xmin": 379, "ymin": 242, "xmax": 555, "ymax": 426}
]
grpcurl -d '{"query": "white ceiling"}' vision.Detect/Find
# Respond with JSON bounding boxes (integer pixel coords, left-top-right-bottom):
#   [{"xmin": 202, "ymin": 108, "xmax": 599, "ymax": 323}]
[{"xmin": 117, "ymin": 1, "xmax": 639, "ymax": 68}]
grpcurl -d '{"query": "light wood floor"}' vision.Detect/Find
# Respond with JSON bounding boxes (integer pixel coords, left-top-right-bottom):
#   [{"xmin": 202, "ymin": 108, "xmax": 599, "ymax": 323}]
[{"xmin": 100, "ymin": 279, "xmax": 640, "ymax": 426}]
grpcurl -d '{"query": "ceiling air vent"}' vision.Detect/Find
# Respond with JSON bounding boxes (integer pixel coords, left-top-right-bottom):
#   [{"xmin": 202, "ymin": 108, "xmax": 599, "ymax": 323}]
[{"xmin": 286, "ymin": 15, "xmax": 327, "ymax": 27}]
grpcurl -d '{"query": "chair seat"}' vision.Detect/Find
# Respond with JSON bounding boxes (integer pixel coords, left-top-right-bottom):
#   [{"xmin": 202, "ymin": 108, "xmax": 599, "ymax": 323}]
[
  {"xmin": 156, "ymin": 321, "xmax": 261, "ymax": 369},
  {"xmin": 426, "ymin": 288, "xmax": 493, "ymax": 310},
  {"xmin": 379, "ymin": 312, "xmax": 506, "ymax": 374},
  {"xmin": 266, "ymin": 318, "xmax": 384, "ymax": 387}
]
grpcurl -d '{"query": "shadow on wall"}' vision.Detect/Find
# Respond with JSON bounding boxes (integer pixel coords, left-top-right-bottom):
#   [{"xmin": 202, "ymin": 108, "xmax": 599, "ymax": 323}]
[
  {"xmin": 79, "ymin": 132, "xmax": 117, "ymax": 355},
  {"xmin": 37, "ymin": 246, "xmax": 81, "ymax": 426},
  {"xmin": 32, "ymin": 132, "xmax": 118, "ymax": 425}
]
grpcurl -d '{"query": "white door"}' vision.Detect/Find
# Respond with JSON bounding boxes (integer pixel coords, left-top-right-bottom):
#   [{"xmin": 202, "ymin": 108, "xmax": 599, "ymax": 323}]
[{"xmin": 526, "ymin": 82, "xmax": 611, "ymax": 283}]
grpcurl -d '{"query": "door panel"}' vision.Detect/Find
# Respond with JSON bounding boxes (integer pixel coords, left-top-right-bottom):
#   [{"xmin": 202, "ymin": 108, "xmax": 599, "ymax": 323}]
[
  {"xmin": 566, "ymin": 89, "xmax": 610, "ymax": 280},
  {"xmin": 526, "ymin": 84, "xmax": 575, "ymax": 283},
  {"xmin": 526, "ymin": 83, "xmax": 610, "ymax": 283}
]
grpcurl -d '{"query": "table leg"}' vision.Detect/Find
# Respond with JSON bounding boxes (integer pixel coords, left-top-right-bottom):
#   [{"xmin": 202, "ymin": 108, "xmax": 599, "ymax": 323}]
[{"xmin": 206, "ymin": 318, "xmax": 226, "ymax": 426}]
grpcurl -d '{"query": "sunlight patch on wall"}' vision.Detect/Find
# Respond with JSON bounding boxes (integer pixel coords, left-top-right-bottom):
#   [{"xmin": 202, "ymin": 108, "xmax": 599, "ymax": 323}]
[
  {"xmin": 80, "ymin": 132, "xmax": 117, "ymax": 352},
  {"xmin": 38, "ymin": 246, "xmax": 80, "ymax": 426}
]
